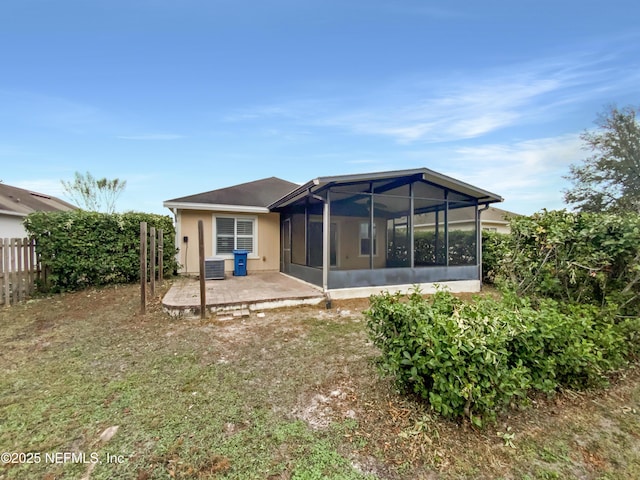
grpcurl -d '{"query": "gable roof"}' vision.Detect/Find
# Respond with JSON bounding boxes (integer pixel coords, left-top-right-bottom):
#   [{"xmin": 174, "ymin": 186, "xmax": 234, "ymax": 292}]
[
  {"xmin": 0, "ymin": 183, "xmax": 76, "ymax": 218},
  {"xmin": 269, "ymin": 168, "xmax": 503, "ymax": 209},
  {"xmin": 164, "ymin": 177, "xmax": 299, "ymax": 213}
]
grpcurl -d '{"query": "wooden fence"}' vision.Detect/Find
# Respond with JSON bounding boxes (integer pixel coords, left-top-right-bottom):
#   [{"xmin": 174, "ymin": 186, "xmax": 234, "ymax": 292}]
[
  {"xmin": 0, "ymin": 238, "xmax": 40, "ymax": 306},
  {"xmin": 139, "ymin": 223, "xmax": 164, "ymax": 315}
]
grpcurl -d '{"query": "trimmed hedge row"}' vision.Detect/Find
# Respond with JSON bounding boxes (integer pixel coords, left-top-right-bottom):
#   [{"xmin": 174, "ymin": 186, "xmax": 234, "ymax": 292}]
[
  {"xmin": 25, "ymin": 210, "xmax": 178, "ymax": 292},
  {"xmin": 366, "ymin": 288, "xmax": 639, "ymax": 426},
  {"xmin": 367, "ymin": 210, "xmax": 640, "ymax": 425},
  {"xmin": 487, "ymin": 210, "xmax": 640, "ymax": 316}
]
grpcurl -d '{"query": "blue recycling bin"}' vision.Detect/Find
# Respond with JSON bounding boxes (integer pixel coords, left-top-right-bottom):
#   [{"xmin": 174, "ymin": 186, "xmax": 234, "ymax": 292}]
[{"xmin": 233, "ymin": 249, "xmax": 248, "ymax": 276}]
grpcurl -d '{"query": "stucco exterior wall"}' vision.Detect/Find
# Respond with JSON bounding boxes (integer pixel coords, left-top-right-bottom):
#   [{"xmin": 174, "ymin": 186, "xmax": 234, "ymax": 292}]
[
  {"xmin": 176, "ymin": 210, "xmax": 281, "ymax": 274},
  {"xmin": 287, "ymin": 214, "xmax": 386, "ymax": 270},
  {"xmin": 332, "ymin": 216, "xmax": 386, "ymax": 269},
  {"xmin": 480, "ymin": 221, "xmax": 511, "ymax": 234},
  {"xmin": 0, "ymin": 214, "xmax": 27, "ymax": 238}
]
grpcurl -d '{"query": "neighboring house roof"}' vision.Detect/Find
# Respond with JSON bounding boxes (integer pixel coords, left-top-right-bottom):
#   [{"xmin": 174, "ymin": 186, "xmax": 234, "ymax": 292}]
[
  {"xmin": 415, "ymin": 205, "xmax": 519, "ymax": 227},
  {"xmin": 269, "ymin": 168, "xmax": 503, "ymax": 209},
  {"xmin": 480, "ymin": 206, "xmax": 520, "ymax": 223},
  {"xmin": 164, "ymin": 177, "xmax": 300, "ymax": 213},
  {"xmin": 0, "ymin": 183, "xmax": 76, "ymax": 218}
]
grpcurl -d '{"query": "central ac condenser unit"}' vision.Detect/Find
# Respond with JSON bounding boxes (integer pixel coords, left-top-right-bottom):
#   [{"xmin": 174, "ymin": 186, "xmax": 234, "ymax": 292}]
[{"xmin": 204, "ymin": 257, "xmax": 225, "ymax": 280}]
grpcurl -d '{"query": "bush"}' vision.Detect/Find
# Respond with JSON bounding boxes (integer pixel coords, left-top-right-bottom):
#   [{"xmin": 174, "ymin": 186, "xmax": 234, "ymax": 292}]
[
  {"xmin": 365, "ymin": 288, "xmax": 634, "ymax": 426},
  {"xmin": 491, "ymin": 210, "xmax": 640, "ymax": 316},
  {"xmin": 25, "ymin": 210, "xmax": 178, "ymax": 292},
  {"xmin": 481, "ymin": 230, "xmax": 509, "ymax": 283},
  {"xmin": 409, "ymin": 230, "xmax": 477, "ymax": 266}
]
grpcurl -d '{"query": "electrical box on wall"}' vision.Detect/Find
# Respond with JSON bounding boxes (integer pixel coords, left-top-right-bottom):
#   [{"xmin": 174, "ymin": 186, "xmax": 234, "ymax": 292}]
[{"xmin": 183, "ymin": 236, "xmax": 188, "ymax": 243}]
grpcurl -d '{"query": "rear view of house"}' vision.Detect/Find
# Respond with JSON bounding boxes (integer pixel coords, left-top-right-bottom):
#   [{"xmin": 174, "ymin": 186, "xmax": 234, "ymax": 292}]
[
  {"xmin": 164, "ymin": 168, "xmax": 503, "ymax": 297},
  {"xmin": 164, "ymin": 177, "xmax": 299, "ymax": 275}
]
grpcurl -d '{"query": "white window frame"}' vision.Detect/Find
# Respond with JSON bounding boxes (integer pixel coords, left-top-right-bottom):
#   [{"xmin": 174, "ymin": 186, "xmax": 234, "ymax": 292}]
[{"xmin": 212, "ymin": 215, "xmax": 258, "ymax": 258}]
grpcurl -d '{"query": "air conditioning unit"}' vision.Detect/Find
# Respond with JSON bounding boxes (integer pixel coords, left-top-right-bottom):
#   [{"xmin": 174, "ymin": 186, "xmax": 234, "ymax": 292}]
[{"xmin": 204, "ymin": 257, "xmax": 225, "ymax": 280}]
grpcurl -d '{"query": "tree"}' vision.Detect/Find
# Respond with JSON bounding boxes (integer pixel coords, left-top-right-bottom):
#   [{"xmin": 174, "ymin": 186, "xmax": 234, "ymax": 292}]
[
  {"xmin": 564, "ymin": 105, "xmax": 640, "ymax": 213},
  {"xmin": 61, "ymin": 171, "xmax": 127, "ymax": 213}
]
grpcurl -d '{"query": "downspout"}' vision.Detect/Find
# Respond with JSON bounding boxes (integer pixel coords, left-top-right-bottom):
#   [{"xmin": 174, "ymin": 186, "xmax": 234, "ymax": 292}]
[{"xmin": 477, "ymin": 203, "xmax": 490, "ymax": 287}]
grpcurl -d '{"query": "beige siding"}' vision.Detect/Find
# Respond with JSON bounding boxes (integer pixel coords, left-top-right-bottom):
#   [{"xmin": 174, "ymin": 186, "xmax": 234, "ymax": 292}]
[
  {"xmin": 176, "ymin": 210, "xmax": 281, "ymax": 274},
  {"xmin": 0, "ymin": 214, "xmax": 27, "ymax": 238},
  {"xmin": 332, "ymin": 216, "xmax": 386, "ymax": 269},
  {"xmin": 481, "ymin": 221, "xmax": 511, "ymax": 234},
  {"xmin": 416, "ymin": 220, "xmax": 511, "ymax": 234}
]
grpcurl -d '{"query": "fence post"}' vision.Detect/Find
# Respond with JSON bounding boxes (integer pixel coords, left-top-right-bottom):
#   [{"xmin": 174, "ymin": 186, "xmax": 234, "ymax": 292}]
[
  {"xmin": 16, "ymin": 238, "xmax": 23, "ymax": 302},
  {"xmin": 150, "ymin": 226, "xmax": 156, "ymax": 298},
  {"xmin": 158, "ymin": 229, "xmax": 164, "ymax": 283},
  {"xmin": 10, "ymin": 239, "xmax": 17, "ymax": 305},
  {"xmin": 140, "ymin": 222, "xmax": 147, "ymax": 315},
  {"xmin": 23, "ymin": 239, "xmax": 30, "ymax": 298},
  {"xmin": 198, "ymin": 220, "xmax": 206, "ymax": 319},
  {"xmin": 27, "ymin": 239, "xmax": 35, "ymax": 297},
  {"xmin": 1, "ymin": 239, "xmax": 7, "ymax": 305}
]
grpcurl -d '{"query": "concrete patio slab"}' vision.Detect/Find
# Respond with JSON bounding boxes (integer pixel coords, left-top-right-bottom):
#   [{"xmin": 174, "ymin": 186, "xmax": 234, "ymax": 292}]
[{"xmin": 162, "ymin": 272, "xmax": 326, "ymax": 317}]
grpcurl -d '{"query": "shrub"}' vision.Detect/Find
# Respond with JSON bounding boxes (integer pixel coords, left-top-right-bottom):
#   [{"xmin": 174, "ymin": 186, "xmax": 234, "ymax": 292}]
[
  {"xmin": 481, "ymin": 230, "xmax": 509, "ymax": 283},
  {"xmin": 25, "ymin": 210, "xmax": 178, "ymax": 292},
  {"xmin": 491, "ymin": 210, "xmax": 640, "ymax": 316},
  {"xmin": 365, "ymin": 288, "xmax": 633, "ymax": 426}
]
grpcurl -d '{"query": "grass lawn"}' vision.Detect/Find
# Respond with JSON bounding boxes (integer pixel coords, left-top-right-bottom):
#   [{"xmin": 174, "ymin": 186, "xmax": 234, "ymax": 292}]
[{"xmin": 1, "ymin": 281, "xmax": 639, "ymax": 479}]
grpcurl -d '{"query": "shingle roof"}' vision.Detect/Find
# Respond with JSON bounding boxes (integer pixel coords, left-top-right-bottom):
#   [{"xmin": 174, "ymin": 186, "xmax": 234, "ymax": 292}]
[
  {"xmin": 164, "ymin": 177, "xmax": 299, "ymax": 208},
  {"xmin": 0, "ymin": 183, "xmax": 76, "ymax": 217},
  {"xmin": 480, "ymin": 206, "xmax": 520, "ymax": 222},
  {"xmin": 269, "ymin": 168, "xmax": 504, "ymax": 209}
]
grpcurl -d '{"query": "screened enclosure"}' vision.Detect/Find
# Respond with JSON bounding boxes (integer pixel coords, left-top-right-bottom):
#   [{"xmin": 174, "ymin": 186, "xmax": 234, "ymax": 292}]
[{"xmin": 271, "ymin": 169, "xmax": 501, "ymax": 290}]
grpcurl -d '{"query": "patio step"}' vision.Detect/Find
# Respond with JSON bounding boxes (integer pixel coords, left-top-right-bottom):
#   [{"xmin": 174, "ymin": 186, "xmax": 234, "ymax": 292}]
[{"xmin": 161, "ymin": 272, "xmax": 325, "ymax": 318}]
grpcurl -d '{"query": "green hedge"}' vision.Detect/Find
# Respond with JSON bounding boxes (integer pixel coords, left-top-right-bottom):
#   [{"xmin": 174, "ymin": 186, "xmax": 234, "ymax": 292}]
[
  {"xmin": 387, "ymin": 230, "xmax": 477, "ymax": 267},
  {"xmin": 366, "ymin": 210, "xmax": 640, "ymax": 425},
  {"xmin": 481, "ymin": 230, "xmax": 510, "ymax": 283},
  {"xmin": 25, "ymin": 210, "xmax": 178, "ymax": 292},
  {"xmin": 495, "ymin": 210, "xmax": 640, "ymax": 316},
  {"xmin": 366, "ymin": 289, "xmax": 636, "ymax": 426}
]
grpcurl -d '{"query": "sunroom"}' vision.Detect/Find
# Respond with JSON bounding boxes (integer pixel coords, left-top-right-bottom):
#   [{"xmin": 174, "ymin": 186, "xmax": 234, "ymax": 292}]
[{"xmin": 269, "ymin": 168, "xmax": 503, "ymax": 294}]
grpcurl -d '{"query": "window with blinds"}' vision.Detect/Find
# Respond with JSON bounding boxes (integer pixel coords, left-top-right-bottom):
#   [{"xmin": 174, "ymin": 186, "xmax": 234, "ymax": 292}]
[
  {"xmin": 215, "ymin": 217, "xmax": 255, "ymax": 254},
  {"xmin": 359, "ymin": 222, "xmax": 377, "ymax": 256}
]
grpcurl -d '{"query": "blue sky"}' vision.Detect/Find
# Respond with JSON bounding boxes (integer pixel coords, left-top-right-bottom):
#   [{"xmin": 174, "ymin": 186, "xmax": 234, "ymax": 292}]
[{"xmin": 1, "ymin": 0, "xmax": 638, "ymax": 215}]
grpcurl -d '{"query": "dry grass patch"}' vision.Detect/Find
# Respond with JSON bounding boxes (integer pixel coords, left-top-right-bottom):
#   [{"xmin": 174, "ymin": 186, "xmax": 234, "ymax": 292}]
[{"xmin": 0, "ymin": 283, "xmax": 638, "ymax": 479}]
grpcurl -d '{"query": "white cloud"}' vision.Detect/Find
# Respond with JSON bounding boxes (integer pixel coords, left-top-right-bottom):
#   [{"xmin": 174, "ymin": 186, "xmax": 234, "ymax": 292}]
[
  {"xmin": 436, "ymin": 134, "xmax": 584, "ymax": 213},
  {"xmin": 320, "ymin": 71, "xmax": 575, "ymax": 144},
  {"xmin": 223, "ymin": 47, "xmax": 630, "ymax": 145}
]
